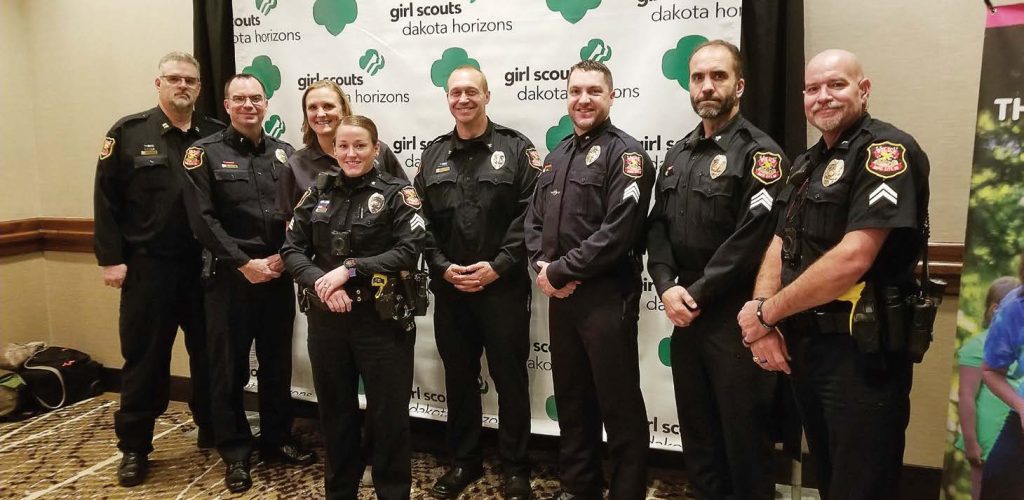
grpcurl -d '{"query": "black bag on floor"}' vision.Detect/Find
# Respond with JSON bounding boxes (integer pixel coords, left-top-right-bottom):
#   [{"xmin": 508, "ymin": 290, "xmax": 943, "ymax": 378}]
[{"xmin": 19, "ymin": 347, "xmax": 103, "ymax": 410}]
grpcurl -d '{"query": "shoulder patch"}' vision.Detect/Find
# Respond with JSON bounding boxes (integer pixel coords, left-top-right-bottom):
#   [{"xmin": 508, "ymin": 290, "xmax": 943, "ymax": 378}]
[
  {"xmin": 183, "ymin": 147, "xmax": 205, "ymax": 170},
  {"xmin": 621, "ymin": 152, "xmax": 644, "ymax": 179},
  {"xmin": 865, "ymin": 142, "xmax": 907, "ymax": 179},
  {"xmin": 400, "ymin": 186, "xmax": 422, "ymax": 209},
  {"xmin": 751, "ymin": 151, "xmax": 782, "ymax": 185},
  {"xmin": 99, "ymin": 137, "xmax": 115, "ymax": 160},
  {"xmin": 526, "ymin": 148, "xmax": 543, "ymax": 170}
]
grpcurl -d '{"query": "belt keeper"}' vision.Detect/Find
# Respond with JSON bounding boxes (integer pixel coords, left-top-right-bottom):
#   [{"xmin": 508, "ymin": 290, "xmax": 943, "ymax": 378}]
[{"xmin": 755, "ymin": 297, "xmax": 778, "ymax": 330}]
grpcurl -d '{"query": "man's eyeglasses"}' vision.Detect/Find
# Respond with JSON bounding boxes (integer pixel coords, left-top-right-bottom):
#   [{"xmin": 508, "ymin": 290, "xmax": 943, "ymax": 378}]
[
  {"xmin": 161, "ymin": 75, "xmax": 200, "ymax": 87},
  {"xmin": 229, "ymin": 95, "xmax": 266, "ymax": 106}
]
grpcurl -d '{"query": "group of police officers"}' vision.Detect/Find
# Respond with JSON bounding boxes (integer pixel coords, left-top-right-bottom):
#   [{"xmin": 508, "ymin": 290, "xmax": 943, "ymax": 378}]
[{"xmin": 94, "ymin": 40, "xmax": 930, "ymax": 500}]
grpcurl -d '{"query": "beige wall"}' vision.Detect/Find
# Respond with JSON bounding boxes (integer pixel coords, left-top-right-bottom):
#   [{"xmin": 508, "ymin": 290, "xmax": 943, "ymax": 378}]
[
  {"xmin": 804, "ymin": 0, "xmax": 987, "ymax": 243},
  {"xmin": 0, "ymin": 0, "xmax": 41, "ymax": 220},
  {"xmin": 0, "ymin": 0, "xmax": 998, "ymax": 471}
]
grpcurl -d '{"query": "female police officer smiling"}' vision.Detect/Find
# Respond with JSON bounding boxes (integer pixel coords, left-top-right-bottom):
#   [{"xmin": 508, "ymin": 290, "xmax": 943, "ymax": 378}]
[{"xmin": 281, "ymin": 115, "xmax": 426, "ymax": 500}]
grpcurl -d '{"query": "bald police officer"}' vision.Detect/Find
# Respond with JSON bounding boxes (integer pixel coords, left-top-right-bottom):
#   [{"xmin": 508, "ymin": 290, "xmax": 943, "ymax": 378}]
[
  {"xmin": 93, "ymin": 52, "xmax": 223, "ymax": 487},
  {"xmin": 647, "ymin": 40, "xmax": 785, "ymax": 500},
  {"xmin": 738, "ymin": 50, "xmax": 930, "ymax": 500}
]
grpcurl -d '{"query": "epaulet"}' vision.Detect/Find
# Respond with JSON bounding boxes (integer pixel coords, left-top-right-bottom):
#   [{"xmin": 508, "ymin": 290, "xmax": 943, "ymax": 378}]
[
  {"xmin": 201, "ymin": 114, "xmax": 227, "ymax": 128},
  {"xmin": 376, "ymin": 170, "xmax": 409, "ymax": 187},
  {"xmin": 423, "ymin": 131, "xmax": 454, "ymax": 150},
  {"xmin": 192, "ymin": 128, "xmax": 227, "ymax": 147},
  {"xmin": 111, "ymin": 110, "xmax": 151, "ymax": 129}
]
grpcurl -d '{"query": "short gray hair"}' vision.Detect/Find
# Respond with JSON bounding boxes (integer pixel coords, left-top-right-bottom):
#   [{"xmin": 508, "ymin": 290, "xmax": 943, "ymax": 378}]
[{"xmin": 158, "ymin": 52, "xmax": 200, "ymax": 73}]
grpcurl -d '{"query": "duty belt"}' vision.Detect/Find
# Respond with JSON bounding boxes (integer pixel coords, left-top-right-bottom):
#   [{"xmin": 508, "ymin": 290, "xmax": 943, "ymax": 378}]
[{"xmin": 782, "ymin": 301, "xmax": 852, "ymax": 336}]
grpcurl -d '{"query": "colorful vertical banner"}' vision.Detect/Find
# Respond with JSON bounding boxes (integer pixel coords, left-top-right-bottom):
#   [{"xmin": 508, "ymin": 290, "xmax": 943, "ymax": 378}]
[{"xmin": 941, "ymin": 4, "xmax": 1024, "ymax": 498}]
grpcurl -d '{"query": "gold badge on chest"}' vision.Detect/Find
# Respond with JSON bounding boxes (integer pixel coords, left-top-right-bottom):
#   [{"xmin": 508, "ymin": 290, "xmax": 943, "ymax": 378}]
[
  {"xmin": 709, "ymin": 154, "xmax": 727, "ymax": 179},
  {"xmin": 822, "ymin": 159, "xmax": 844, "ymax": 187}
]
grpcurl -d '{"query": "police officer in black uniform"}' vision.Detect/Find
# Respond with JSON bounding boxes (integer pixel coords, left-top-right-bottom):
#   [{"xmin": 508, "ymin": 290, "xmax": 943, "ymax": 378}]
[
  {"xmin": 416, "ymin": 66, "xmax": 539, "ymax": 500},
  {"xmin": 524, "ymin": 60, "xmax": 654, "ymax": 500},
  {"xmin": 93, "ymin": 52, "xmax": 222, "ymax": 487},
  {"xmin": 282, "ymin": 115, "xmax": 425, "ymax": 500},
  {"xmin": 646, "ymin": 40, "xmax": 785, "ymax": 500},
  {"xmin": 738, "ymin": 50, "xmax": 930, "ymax": 500},
  {"xmin": 182, "ymin": 74, "xmax": 314, "ymax": 494}
]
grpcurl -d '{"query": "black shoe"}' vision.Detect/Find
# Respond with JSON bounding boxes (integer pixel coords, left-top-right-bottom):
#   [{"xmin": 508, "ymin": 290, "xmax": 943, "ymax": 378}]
[
  {"xmin": 117, "ymin": 452, "xmax": 148, "ymax": 487},
  {"xmin": 504, "ymin": 474, "xmax": 532, "ymax": 500},
  {"xmin": 430, "ymin": 466, "xmax": 484, "ymax": 498},
  {"xmin": 196, "ymin": 429, "xmax": 215, "ymax": 449},
  {"xmin": 225, "ymin": 459, "xmax": 252, "ymax": 493},
  {"xmin": 259, "ymin": 442, "xmax": 316, "ymax": 466}
]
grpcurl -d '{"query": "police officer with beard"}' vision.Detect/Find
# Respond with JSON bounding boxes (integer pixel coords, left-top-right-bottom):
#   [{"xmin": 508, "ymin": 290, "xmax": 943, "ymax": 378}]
[
  {"xmin": 183, "ymin": 73, "xmax": 314, "ymax": 494},
  {"xmin": 94, "ymin": 52, "xmax": 222, "ymax": 487},
  {"xmin": 524, "ymin": 60, "xmax": 654, "ymax": 500},
  {"xmin": 739, "ymin": 50, "xmax": 931, "ymax": 500},
  {"xmin": 416, "ymin": 66, "xmax": 539, "ymax": 500},
  {"xmin": 647, "ymin": 40, "xmax": 786, "ymax": 500}
]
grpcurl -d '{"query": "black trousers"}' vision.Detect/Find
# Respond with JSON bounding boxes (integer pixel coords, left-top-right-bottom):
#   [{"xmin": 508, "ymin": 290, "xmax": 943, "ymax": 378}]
[
  {"xmin": 433, "ymin": 282, "xmax": 532, "ymax": 475},
  {"xmin": 981, "ymin": 411, "xmax": 1024, "ymax": 499},
  {"xmin": 205, "ymin": 266, "xmax": 296, "ymax": 461},
  {"xmin": 548, "ymin": 276, "xmax": 649, "ymax": 500},
  {"xmin": 783, "ymin": 323, "xmax": 912, "ymax": 500},
  {"xmin": 306, "ymin": 304, "xmax": 414, "ymax": 500},
  {"xmin": 670, "ymin": 293, "xmax": 777, "ymax": 500},
  {"xmin": 115, "ymin": 253, "xmax": 212, "ymax": 454}
]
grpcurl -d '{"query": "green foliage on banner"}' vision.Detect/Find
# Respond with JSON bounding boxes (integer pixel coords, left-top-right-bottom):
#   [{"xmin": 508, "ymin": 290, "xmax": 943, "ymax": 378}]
[
  {"xmin": 264, "ymin": 115, "xmax": 285, "ymax": 138},
  {"xmin": 359, "ymin": 49, "xmax": 386, "ymax": 76},
  {"xmin": 547, "ymin": 0, "xmax": 601, "ymax": 24},
  {"xmin": 662, "ymin": 35, "xmax": 709, "ymax": 90},
  {"xmin": 313, "ymin": 0, "xmax": 358, "ymax": 36},
  {"xmin": 242, "ymin": 55, "xmax": 282, "ymax": 99},
  {"xmin": 580, "ymin": 39, "xmax": 613, "ymax": 63},
  {"xmin": 256, "ymin": 0, "xmax": 277, "ymax": 16},
  {"xmin": 545, "ymin": 395, "xmax": 558, "ymax": 421},
  {"xmin": 546, "ymin": 115, "xmax": 574, "ymax": 151},
  {"xmin": 430, "ymin": 48, "xmax": 480, "ymax": 91},
  {"xmin": 658, "ymin": 337, "xmax": 672, "ymax": 367}
]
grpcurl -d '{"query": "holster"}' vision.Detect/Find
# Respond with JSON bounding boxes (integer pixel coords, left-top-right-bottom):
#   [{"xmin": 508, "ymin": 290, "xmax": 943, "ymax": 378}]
[{"xmin": 201, "ymin": 249, "xmax": 216, "ymax": 281}]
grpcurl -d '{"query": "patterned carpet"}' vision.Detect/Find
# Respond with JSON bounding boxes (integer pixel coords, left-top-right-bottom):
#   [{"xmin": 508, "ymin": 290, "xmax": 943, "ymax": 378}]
[{"xmin": 0, "ymin": 397, "xmax": 814, "ymax": 499}]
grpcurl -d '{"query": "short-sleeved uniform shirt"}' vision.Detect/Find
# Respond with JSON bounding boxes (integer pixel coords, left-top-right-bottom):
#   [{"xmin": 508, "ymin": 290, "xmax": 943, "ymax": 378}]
[
  {"xmin": 276, "ymin": 140, "xmax": 407, "ymax": 219},
  {"xmin": 984, "ymin": 287, "xmax": 1024, "ymax": 399},
  {"xmin": 780, "ymin": 114, "xmax": 930, "ymax": 288},
  {"xmin": 524, "ymin": 119, "xmax": 655, "ymax": 290},
  {"xmin": 93, "ymin": 106, "xmax": 224, "ymax": 264},
  {"xmin": 182, "ymin": 127, "xmax": 295, "ymax": 268},
  {"xmin": 646, "ymin": 114, "xmax": 788, "ymax": 306},
  {"xmin": 415, "ymin": 120, "xmax": 541, "ymax": 292},
  {"xmin": 280, "ymin": 168, "xmax": 426, "ymax": 289}
]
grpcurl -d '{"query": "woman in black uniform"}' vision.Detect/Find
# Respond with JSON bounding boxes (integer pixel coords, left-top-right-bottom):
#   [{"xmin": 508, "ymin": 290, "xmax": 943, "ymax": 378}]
[
  {"xmin": 277, "ymin": 80, "xmax": 407, "ymax": 219},
  {"xmin": 281, "ymin": 115, "xmax": 425, "ymax": 499}
]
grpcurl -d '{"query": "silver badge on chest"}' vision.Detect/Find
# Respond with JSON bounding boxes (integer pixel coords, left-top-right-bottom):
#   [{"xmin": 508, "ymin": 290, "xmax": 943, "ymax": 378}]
[
  {"xmin": 585, "ymin": 145, "xmax": 601, "ymax": 166},
  {"xmin": 367, "ymin": 192, "xmax": 385, "ymax": 214},
  {"xmin": 491, "ymin": 151, "xmax": 506, "ymax": 170},
  {"xmin": 822, "ymin": 159, "xmax": 844, "ymax": 187}
]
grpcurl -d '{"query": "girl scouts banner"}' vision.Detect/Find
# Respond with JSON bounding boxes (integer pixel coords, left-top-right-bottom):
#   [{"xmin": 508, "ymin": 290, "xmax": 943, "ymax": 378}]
[
  {"xmin": 232, "ymin": 0, "xmax": 742, "ymax": 450},
  {"xmin": 940, "ymin": 4, "xmax": 1024, "ymax": 498}
]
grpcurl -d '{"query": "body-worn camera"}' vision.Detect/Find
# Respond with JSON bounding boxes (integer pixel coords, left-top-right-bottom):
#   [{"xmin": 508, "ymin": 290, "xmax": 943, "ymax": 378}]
[{"xmin": 330, "ymin": 230, "xmax": 351, "ymax": 256}]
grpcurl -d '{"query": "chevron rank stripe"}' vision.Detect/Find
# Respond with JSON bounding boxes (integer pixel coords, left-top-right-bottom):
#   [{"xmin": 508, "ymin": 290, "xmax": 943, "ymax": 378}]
[
  {"xmin": 622, "ymin": 182, "xmax": 641, "ymax": 203},
  {"xmin": 868, "ymin": 183, "xmax": 898, "ymax": 206},
  {"xmin": 749, "ymin": 188, "xmax": 773, "ymax": 211},
  {"xmin": 409, "ymin": 213, "xmax": 426, "ymax": 231}
]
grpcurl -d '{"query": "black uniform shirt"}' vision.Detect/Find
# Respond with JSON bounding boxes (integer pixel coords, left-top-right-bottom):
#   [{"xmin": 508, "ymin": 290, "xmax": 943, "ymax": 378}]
[
  {"xmin": 281, "ymin": 168, "xmax": 426, "ymax": 288},
  {"xmin": 780, "ymin": 114, "xmax": 929, "ymax": 287},
  {"xmin": 182, "ymin": 126, "xmax": 295, "ymax": 268},
  {"xmin": 524, "ymin": 119, "xmax": 655, "ymax": 289},
  {"xmin": 415, "ymin": 120, "xmax": 541, "ymax": 291},
  {"xmin": 93, "ymin": 106, "xmax": 224, "ymax": 265},
  {"xmin": 646, "ymin": 114, "xmax": 788, "ymax": 306},
  {"xmin": 276, "ymin": 139, "xmax": 407, "ymax": 219}
]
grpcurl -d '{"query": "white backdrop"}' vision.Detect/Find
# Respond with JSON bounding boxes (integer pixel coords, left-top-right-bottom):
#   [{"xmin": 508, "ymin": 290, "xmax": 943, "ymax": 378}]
[{"xmin": 234, "ymin": 0, "xmax": 742, "ymax": 451}]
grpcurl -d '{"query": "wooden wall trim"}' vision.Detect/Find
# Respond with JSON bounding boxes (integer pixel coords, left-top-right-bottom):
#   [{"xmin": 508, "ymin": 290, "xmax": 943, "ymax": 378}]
[{"xmin": 0, "ymin": 217, "xmax": 965, "ymax": 292}]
